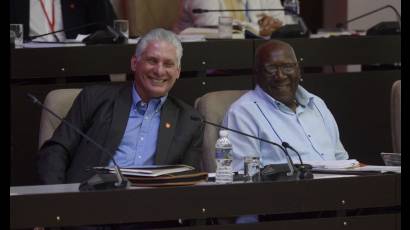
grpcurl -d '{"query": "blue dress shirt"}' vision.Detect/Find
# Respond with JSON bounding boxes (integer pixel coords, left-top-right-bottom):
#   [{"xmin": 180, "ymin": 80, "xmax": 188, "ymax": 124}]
[
  {"xmin": 109, "ymin": 84, "xmax": 167, "ymax": 167},
  {"xmin": 223, "ymin": 85, "xmax": 349, "ymax": 172}
]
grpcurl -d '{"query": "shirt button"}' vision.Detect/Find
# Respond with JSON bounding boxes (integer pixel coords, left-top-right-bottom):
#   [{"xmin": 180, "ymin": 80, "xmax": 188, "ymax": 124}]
[
  {"xmin": 307, "ymin": 134, "xmax": 311, "ymax": 138},
  {"xmin": 138, "ymin": 156, "xmax": 142, "ymax": 159},
  {"xmin": 140, "ymin": 137, "xmax": 144, "ymax": 141},
  {"xmin": 144, "ymin": 116, "xmax": 149, "ymax": 120}
]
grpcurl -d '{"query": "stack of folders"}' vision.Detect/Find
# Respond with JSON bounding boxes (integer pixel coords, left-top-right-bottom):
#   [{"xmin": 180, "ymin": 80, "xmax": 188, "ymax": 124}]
[
  {"xmin": 94, "ymin": 165, "xmax": 208, "ymax": 187},
  {"xmin": 308, "ymin": 159, "xmax": 401, "ymax": 175}
]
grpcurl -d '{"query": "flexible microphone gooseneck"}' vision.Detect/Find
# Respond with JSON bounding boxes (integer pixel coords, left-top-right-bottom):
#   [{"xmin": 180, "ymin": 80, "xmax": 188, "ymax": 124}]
[
  {"xmin": 27, "ymin": 93, "xmax": 129, "ymax": 191},
  {"xmin": 28, "ymin": 22, "xmax": 101, "ymax": 41},
  {"xmin": 253, "ymin": 101, "xmax": 313, "ymax": 179},
  {"xmin": 335, "ymin": 5, "xmax": 401, "ymax": 35},
  {"xmin": 28, "ymin": 22, "xmax": 126, "ymax": 45},
  {"xmin": 336, "ymin": 5, "xmax": 401, "ymax": 28},
  {"xmin": 190, "ymin": 116, "xmax": 298, "ymax": 178}
]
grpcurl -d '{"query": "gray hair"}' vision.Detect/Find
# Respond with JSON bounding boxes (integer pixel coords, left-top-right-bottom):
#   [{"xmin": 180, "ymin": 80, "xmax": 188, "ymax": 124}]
[{"xmin": 135, "ymin": 28, "xmax": 183, "ymax": 67}]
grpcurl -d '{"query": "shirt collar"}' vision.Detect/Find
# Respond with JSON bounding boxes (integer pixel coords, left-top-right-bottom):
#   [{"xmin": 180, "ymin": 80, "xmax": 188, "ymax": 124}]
[
  {"xmin": 255, "ymin": 84, "xmax": 315, "ymax": 108},
  {"xmin": 132, "ymin": 81, "xmax": 167, "ymax": 110},
  {"xmin": 295, "ymin": 85, "xmax": 315, "ymax": 107}
]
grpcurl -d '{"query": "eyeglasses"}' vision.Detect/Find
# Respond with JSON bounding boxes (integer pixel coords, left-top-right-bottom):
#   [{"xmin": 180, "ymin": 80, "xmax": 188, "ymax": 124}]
[{"xmin": 262, "ymin": 63, "xmax": 299, "ymax": 75}]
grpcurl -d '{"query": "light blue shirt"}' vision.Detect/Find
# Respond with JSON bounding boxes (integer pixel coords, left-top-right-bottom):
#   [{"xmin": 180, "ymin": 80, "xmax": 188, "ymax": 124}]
[
  {"xmin": 109, "ymin": 84, "xmax": 167, "ymax": 167},
  {"xmin": 223, "ymin": 85, "xmax": 348, "ymax": 172}
]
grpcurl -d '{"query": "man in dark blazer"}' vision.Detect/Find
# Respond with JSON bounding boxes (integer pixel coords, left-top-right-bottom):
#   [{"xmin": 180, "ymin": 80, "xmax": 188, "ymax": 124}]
[
  {"xmin": 10, "ymin": 0, "xmax": 116, "ymax": 40},
  {"xmin": 38, "ymin": 28, "xmax": 204, "ymax": 185}
]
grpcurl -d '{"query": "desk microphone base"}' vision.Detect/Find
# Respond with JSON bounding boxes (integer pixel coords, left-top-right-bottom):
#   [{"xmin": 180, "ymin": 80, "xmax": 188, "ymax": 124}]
[{"xmin": 79, "ymin": 173, "xmax": 129, "ymax": 191}]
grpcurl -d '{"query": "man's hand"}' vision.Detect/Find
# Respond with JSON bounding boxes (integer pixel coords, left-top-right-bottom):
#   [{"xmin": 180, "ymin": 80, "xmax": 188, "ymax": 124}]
[{"xmin": 257, "ymin": 14, "xmax": 283, "ymax": 37}]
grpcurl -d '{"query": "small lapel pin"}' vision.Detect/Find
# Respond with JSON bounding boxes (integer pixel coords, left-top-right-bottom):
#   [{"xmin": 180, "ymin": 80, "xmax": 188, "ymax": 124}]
[
  {"xmin": 165, "ymin": 122, "xmax": 171, "ymax": 129},
  {"xmin": 69, "ymin": 3, "xmax": 75, "ymax": 9}
]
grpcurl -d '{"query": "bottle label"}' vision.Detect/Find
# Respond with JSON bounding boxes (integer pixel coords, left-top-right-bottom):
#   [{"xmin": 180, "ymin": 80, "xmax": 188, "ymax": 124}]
[
  {"xmin": 215, "ymin": 148, "xmax": 233, "ymax": 183},
  {"xmin": 215, "ymin": 159, "xmax": 233, "ymax": 183},
  {"xmin": 215, "ymin": 148, "xmax": 232, "ymax": 159}
]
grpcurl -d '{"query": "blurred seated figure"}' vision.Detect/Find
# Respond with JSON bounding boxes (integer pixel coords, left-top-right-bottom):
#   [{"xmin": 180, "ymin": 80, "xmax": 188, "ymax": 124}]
[
  {"xmin": 10, "ymin": 0, "xmax": 116, "ymax": 42},
  {"xmin": 173, "ymin": 0, "xmax": 286, "ymax": 37}
]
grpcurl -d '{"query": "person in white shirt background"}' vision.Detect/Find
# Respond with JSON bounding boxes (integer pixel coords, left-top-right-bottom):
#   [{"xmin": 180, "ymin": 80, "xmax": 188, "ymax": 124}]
[
  {"xmin": 173, "ymin": 0, "xmax": 287, "ymax": 37},
  {"xmin": 10, "ymin": 0, "xmax": 116, "ymax": 42}
]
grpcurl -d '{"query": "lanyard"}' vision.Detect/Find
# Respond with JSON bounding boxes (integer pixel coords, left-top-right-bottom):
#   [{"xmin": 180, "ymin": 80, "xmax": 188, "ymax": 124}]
[{"xmin": 39, "ymin": 0, "xmax": 55, "ymax": 32}]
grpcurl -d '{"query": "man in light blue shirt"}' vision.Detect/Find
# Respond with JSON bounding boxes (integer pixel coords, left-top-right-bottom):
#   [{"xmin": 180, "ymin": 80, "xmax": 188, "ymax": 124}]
[
  {"xmin": 109, "ymin": 84, "xmax": 167, "ymax": 167},
  {"xmin": 39, "ymin": 28, "xmax": 203, "ymax": 186},
  {"xmin": 223, "ymin": 40, "xmax": 349, "ymax": 172}
]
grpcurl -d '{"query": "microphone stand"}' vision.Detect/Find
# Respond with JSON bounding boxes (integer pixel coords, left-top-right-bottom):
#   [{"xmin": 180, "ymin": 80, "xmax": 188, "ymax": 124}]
[
  {"xmin": 28, "ymin": 22, "xmax": 101, "ymax": 41},
  {"xmin": 27, "ymin": 93, "xmax": 129, "ymax": 191},
  {"xmin": 191, "ymin": 116, "xmax": 298, "ymax": 179},
  {"xmin": 336, "ymin": 5, "xmax": 401, "ymax": 33},
  {"xmin": 27, "ymin": 22, "xmax": 127, "ymax": 45},
  {"xmin": 282, "ymin": 142, "xmax": 313, "ymax": 179}
]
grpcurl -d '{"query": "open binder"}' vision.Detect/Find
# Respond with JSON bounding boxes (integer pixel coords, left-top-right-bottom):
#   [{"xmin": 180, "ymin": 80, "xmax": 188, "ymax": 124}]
[
  {"xmin": 94, "ymin": 165, "xmax": 208, "ymax": 187},
  {"xmin": 128, "ymin": 171, "xmax": 208, "ymax": 187}
]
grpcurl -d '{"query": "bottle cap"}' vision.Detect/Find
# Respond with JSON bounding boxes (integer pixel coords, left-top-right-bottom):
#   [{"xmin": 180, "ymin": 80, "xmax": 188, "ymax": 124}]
[{"xmin": 219, "ymin": 129, "xmax": 229, "ymax": 137}]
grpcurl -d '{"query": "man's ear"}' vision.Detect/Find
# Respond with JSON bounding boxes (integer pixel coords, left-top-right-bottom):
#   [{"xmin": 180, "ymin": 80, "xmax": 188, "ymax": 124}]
[
  {"xmin": 176, "ymin": 66, "xmax": 181, "ymax": 79},
  {"xmin": 131, "ymin": 56, "xmax": 137, "ymax": 72}
]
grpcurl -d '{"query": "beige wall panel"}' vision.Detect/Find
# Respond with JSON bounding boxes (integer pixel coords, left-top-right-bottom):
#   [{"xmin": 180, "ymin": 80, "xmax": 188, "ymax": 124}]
[{"xmin": 127, "ymin": 0, "xmax": 180, "ymax": 37}]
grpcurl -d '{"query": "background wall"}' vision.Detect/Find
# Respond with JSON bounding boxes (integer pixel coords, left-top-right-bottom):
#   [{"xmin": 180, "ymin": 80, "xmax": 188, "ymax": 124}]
[
  {"xmin": 127, "ymin": 0, "xmax": 180, "ymax": 37},
  {"xmin": 110, "ymin": 0, "xmax": 127, "ymax": 19}
]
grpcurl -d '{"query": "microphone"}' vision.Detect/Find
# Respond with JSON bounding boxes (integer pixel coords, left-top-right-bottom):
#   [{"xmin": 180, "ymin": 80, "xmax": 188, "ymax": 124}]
[
  {"xmin": 27, "ymin": 93, "xmax": 129, "ymax": 191},
  {"xmin": 190, "ymin": 116, "xmax": 311, "ymax": 181},
  {"xmin": 282, "ymin": 142, "xmax": 313, "ymax": 179},
  {"xmin": 28, "ymin": 22, "xmax": 102, "ymax": 41},
  {"xmin": 28, "ymin": 22, "xmax": 127, "ymax": 45},
  {"xmin": 253, "ymin": 101, "xmax": 313, "ymax": 179},
  {"xmin": 192, "ymin": 8, "xmax": 309, "ymax": 38},
  {"xmin": 335, "ymin": 5, "xmax": 401, "ymax": 35},
  {"xmin": 82, "ymin": 25, "xmax": 127, "ymax": 45}
]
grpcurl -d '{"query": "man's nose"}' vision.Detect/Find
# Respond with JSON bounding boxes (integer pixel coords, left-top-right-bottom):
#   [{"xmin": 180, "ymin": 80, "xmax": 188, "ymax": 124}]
[
  {"xmin": 153, "ymin": 63, "xmax": 165, "ymax": 75},
  {"xmin": 274, "ymin": 68, "xmax": 287, "ymax": 80}
]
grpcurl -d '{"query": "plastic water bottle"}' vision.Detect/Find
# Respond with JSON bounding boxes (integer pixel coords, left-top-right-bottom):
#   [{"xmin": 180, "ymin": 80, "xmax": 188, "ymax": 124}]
[
  {"xmin": 215, "ymin": 130, "xmax": 233, "ymax": 184},
  {"xmin": 283, "ymin": 0, "xmax": 300, "ymax": 15}
]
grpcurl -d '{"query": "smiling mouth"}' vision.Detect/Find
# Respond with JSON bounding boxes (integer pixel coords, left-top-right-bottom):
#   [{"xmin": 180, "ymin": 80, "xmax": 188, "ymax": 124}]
[
  {"xmin": 148, "ymin": 76, "xmax": 167, "ymax": 84},
  {"xmin": 273, "ymin": 83, "xmax": 290, "ymax": 89}
]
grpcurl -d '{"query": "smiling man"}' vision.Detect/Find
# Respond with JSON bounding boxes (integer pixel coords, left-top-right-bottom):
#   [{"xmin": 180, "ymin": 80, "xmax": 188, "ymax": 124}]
[
  {"xmin": 223, "ymin": 40, "xmax": 348, "ymax": 173},
  {"xmin": 38, "ymin": 28, "xmax": 203, "ymax": 186}
]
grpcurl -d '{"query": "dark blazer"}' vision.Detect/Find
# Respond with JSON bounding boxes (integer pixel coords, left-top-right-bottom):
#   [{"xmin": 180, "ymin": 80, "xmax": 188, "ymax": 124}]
[
  {"xmin": 10, "ymin": 0, "xmax": 116, "ymax": 39},
  {"xmin": 38, "ymin": 83, "xmax": 204, "ymax": 184}
]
